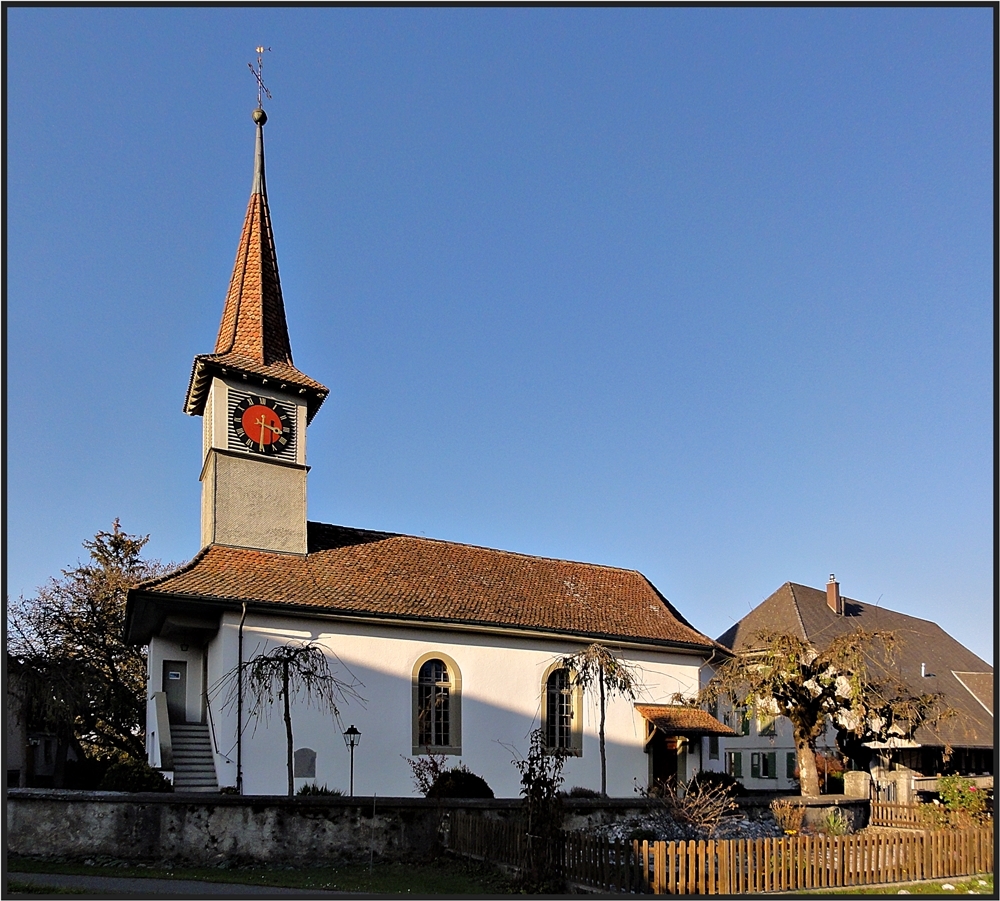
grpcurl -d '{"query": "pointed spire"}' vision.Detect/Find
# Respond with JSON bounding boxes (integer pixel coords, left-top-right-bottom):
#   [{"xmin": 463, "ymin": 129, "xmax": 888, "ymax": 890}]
[
  {"xmin": 185, "ymin": 109, "xmax": 328, "ymax": 422},
  {"xmin": 213, "ymin": 109, "xmax": 293, "ymax": 366}
]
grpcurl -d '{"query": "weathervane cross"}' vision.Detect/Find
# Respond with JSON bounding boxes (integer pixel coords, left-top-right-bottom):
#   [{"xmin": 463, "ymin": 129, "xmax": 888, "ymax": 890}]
[{"xmin": 249, "ymin": 46, "xmax": 272, "ymax": 109}]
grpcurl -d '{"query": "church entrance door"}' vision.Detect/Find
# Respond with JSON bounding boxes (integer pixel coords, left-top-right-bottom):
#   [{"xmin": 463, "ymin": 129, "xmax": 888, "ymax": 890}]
[{"xmin": 163, "ymin": 661, "xmax": 188, "ymax": 723}]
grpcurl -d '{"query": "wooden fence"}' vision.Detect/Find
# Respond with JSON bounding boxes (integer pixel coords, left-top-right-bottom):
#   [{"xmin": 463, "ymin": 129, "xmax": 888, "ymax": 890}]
[
  {"xmin": 870, "ymin": 801, "xmax": 927, "ymax": 829},
  {"xmin": 448, "ymin": 812, "xmax": 993, "ymax": 894}
]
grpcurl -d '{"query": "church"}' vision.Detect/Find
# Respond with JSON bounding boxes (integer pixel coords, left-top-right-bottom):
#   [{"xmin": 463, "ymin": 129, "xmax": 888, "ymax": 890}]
[{"xmin": 124, "ymin": 104, "xmax": 732, "ymax": 798}]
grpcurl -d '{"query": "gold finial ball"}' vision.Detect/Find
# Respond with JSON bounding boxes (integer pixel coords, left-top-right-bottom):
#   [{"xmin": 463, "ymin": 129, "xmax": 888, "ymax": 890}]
[{"xmin": 252, "ymin": 107, "xmax": 268, "ymax": 125}]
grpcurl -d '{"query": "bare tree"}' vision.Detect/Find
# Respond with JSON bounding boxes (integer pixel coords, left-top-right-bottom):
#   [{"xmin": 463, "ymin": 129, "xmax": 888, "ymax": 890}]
[
  {"xmin": 560, "ymin": 643, "xmax": 640, "ymax": 796},
  {"xmin": 222, "ymin": 641, "xmax": 364, "ymax": 796},
  {"xmin": 700, "ymin": 629, "xmax": 947, "ymax": 797}
]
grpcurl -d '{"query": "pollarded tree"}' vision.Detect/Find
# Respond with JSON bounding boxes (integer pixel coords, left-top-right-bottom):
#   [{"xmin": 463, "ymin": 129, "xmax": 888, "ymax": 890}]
[
  {"xmin": 222, "ymin": 640, "xmax": 364, "ymax": 796},
  {"xmin": 560, "ymin": 643, "xmax": 640, "ymax": 797},
  {"xmin": 8, "ymin": 521, "xmax": 169, "ymax": 767},
  {"xmin": 700, "ymin": 629, "xmax": 945, "ymax": 797}
]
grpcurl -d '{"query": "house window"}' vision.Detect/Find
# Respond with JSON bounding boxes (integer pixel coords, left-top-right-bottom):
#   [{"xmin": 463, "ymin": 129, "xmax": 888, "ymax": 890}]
[
  {"xmin": 726, "ymin": 750, "xmax": 743, "ymax": 779},
  {"xmin": 751, "ymin": 751, "xmax": 777, "ymax": 779},
  {"xmin": 709, "ymin": 735, "xmax": 719, "ymax": 759},
  {"xmin": 727, "ymin": 706, "xmax": 751, "ymax": 736},
  {"xmin": 757, "ymin": 713, "xmax": 776, "ymax": 736},
  {"xmin": 541, "ymin": 665, "xmax": 582, "ymax": 755},
  {"xmin": 786, "ymin": 751, "xmax": 797, "ymax": 779},
  {"xmin": 412, "ymin": 653, "xmax": 461, "ymax": 755}
]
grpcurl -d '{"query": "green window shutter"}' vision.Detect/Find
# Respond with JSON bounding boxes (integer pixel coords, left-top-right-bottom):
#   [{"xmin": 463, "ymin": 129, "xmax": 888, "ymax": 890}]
[
  {"xmin": 729, "ymin": 751, "xmax": 742, "ymax": 779},
  {"xmin": 767, "ymin": 752, "xmax": 777, "ymax": 779},
  {"xmin": 786, "ymin": 752, "xmax": 796, "ymax": 779},
  {"xmin": 751, "ymin": 753, "xmax": 760, "ymax": 779}
]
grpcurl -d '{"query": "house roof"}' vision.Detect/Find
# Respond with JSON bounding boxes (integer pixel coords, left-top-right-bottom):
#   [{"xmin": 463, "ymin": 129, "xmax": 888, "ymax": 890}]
[
  {"xmin": 636, "ymin": 704, "xmax": 737, "ymax": 737},
  {"xmin": 126, "ymin": 522, "xmax": 720, "ymax": 653},
  {"xmin": 184, "ymin": 112, "xmax": 327, "ymax": 421},
  {"xmin": 716, "ymin": 582, "xmax": 994, "ymax": 750}
]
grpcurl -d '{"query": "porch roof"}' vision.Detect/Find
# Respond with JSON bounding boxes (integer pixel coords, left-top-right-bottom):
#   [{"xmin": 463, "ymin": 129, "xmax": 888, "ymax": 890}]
[{"xmin": 636, "ymin": 704, "xmax": 736, "ymax": 737}]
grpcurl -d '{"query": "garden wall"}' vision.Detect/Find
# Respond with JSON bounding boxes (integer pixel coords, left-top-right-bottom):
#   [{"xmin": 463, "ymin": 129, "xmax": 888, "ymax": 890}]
[
  {"xmin": 6, "ymin": 790, "xmax": 664, "ymax": 866},
  {"xmin": 7, "ymin": 790, "xmax": 869, "ymax": 867}
]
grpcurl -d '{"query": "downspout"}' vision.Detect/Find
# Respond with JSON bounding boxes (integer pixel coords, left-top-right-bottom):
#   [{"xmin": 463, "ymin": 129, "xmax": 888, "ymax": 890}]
[{"xmin": 237, "ymin": 601, "xmax": 247, "ymax": 795}]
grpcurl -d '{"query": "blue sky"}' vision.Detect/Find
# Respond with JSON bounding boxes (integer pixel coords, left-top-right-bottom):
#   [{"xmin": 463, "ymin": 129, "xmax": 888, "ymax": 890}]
[{"xmin": 6, "ymin": 7, "xmax": 994, "ymax": 662}]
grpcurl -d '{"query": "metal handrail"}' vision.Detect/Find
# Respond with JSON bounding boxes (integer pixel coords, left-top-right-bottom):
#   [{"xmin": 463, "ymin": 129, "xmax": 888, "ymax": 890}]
[{"xmin": 205, "ymin": 693, "xmax": 232, "ymax": 764}]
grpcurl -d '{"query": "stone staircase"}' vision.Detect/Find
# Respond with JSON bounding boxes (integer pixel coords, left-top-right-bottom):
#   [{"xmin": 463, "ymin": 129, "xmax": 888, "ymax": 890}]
[{"xmin": 170, "ymin": 723, "xmax": 219, "ymax": 792}]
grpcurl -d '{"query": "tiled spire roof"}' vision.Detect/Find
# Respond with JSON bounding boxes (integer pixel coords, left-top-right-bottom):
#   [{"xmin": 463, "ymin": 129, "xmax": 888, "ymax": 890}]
[{"xmin": 185, "ymin": 109, "xmax": 328, "ymax": 421}]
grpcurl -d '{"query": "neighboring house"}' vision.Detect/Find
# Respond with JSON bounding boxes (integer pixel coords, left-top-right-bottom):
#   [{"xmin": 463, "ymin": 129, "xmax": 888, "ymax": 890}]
[
  {"xmin": 124, "ymin": 106, "xmax": 732, "ymax": 797},
  {"xmin": 715, "ymin": 577, "xmax": 993, "ymax": 795},
  {"xmin": 5, "ymin": 658, "xmax": 79, "ymax": 788}
]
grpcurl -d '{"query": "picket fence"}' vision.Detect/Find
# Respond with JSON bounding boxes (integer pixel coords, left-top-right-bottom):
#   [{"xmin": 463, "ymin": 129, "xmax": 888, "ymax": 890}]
[
  {"xmin": 448, "ymin": 812, "xmax": 993, "ymax": 894},
  {"xmin": 870, "ymin": 801, "xmax": 928, "ymax": 829}
]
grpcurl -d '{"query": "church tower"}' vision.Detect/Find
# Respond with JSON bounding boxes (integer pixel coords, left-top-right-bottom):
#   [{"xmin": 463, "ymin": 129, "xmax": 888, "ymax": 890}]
[{"xmin": 183, "ymin": 107, "xmax": 328, "ymax": 554}]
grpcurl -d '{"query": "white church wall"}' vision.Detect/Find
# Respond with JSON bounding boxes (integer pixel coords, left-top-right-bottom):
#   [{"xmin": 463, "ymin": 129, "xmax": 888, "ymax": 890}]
[{"xmin": 204, "ymin": 610, "xmax": 708, "ymax": 797}]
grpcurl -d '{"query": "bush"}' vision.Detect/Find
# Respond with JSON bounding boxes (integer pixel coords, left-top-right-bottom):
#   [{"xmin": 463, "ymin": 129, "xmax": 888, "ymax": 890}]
[
  {"xmin": 770, "ymin": 798, "xmax": 806, "ymax": 834},
  {"xmin": 561, "ymin": 786, "xmax": 601, "ymax": 798},
  {"xmin": 63, "ymin": 756, "xmax": 112, "ymax": 790},
  {"xmin": 816, "ymin": 806, "xmax": 850, "ymax": 836},
  {"xmin": 427, "ymin": 766, "xmax": 494, "ymax": 799},
  {"xmin": 297, "ymin": 783, "xmax": 344, "ymax": 796},
  {"xmin": 98, "ymin": 758, "xmax": 172, "ymax": 792},
  {"xmin": 690, "ymin": 770, "xmax": 745, "ymax": 797},
  {"xmin": 937, "ymin": 775, "xmax": 989, "ymax": 825}
]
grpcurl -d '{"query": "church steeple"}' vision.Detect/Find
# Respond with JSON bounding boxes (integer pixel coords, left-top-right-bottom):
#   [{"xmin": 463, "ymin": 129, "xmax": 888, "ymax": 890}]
[
  {"xmin": 188, "ymin": 102, "xmax": 324, "ymax": 556},
  {"xmin": 184, "ymin": 109, "xmax": 327, "ymax": 423}
]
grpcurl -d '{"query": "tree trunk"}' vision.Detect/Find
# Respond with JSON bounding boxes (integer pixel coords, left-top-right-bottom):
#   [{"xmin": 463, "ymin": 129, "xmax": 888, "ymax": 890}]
[
  {"xmin": 282, "ymin": 659, "xmax": 294, "ymax": 797},
  {"xmin": 796, "ymin": 738, "xmax": 820, "ymax": 797},
  {"xmin": 599, "ymin": 665, "xmax": 607, "ymax": 797}
]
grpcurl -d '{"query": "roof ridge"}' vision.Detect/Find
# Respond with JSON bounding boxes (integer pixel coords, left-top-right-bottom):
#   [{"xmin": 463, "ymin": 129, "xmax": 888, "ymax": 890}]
[
  {"xmin": 307, "ymin": 520, "xmax": 648, "ymax": 576},
  {"xmin": 785, "ymin": 582, "xmax": 809, "ymax": 640}
]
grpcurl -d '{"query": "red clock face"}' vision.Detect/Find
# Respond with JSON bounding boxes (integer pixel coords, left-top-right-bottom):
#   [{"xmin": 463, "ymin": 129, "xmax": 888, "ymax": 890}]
[{"xmin": 231, "ymin": 395, "xmax": 293, "ymax": 455}]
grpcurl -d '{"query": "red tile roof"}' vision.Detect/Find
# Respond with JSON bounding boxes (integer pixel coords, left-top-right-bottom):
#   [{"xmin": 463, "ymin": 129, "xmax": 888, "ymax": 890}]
[
  {"xmin": 184, "ymin": 122, "xmax": 326, "ymax": 420},
  {"xmin": 636, "ymin": 704, "xmax": 736, "ymax": 736},
  {"xmin": 127, "ymin": 523, "xmax": 719, "ymax": 651}
]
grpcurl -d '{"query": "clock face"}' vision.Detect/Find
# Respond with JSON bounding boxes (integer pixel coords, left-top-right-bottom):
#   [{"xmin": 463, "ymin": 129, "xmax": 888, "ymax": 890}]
[{"xmin": 231, "ymin": 395, "xmax": 294, "ymax": 455}]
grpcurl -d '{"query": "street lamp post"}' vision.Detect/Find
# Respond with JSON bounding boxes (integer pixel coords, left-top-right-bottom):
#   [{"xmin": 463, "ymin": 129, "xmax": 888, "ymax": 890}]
[{"xmin": 343, "ymin": 725, "xmax": 361, "ymax": 797}]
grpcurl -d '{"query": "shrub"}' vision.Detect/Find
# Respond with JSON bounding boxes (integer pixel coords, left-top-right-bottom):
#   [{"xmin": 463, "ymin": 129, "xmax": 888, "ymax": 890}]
[
  {"xmin": 63, "ymin": 756, "xmax": 112, "ymax": 790},
  {"xmin": 816, "ymin": 806, "xmax": 850, "ymax": 836},
  {"xmin": 642, "ymin": 776, "xmax": 738, "ymax": 837},
  {"xmin": 403, "ymin": 750, "xmax": 449, "ymax": 796},
  {"xmin": 937, "ymin": 775, "xmax": 989, "ymax": 825},
  {"xmin": 690, "ymin": 770, "xmax": 745, "ymax": 796},
  {"xmin": 426, "ymin": 766, "xmax": 494, "ymax": 799},
  {"xmin": 297, "ymin": 783, "xmax": 344, "ymax": 796},
  {"xmin": 511, "ymin": 729, "xmax": 567, "ymax": 892},
  {"xmin": 98, "ymin": 758, "xmax": 172, "ymax": 792},
  {"xmin": 770, "ymin": 798, "xmax": 806, "ymax": 834},
  {"xmin": 561, "ymin": 786, "xmax": 601, "ymax": 798}
]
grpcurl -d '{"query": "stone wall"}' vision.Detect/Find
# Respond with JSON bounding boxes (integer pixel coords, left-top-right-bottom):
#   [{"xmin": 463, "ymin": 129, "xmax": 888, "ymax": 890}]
[
  {"xmin": 6, "ymin": 791, "xmax": 660, "ymax": 866},
  {"xmin": 7, "ymin": 790, "xmax": 870, "ymax": 866}
]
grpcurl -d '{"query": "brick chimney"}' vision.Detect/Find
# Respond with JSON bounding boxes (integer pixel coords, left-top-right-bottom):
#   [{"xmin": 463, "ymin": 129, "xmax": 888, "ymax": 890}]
[{"xmin": 826, "ymin": 574, "xmax": 843, "ymax": 615}]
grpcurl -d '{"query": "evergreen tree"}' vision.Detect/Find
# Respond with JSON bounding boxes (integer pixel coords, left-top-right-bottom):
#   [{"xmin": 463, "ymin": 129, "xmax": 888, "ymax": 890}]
[{"xmin": 9, "ymin": 521, "xmax": 168, "ymax": 768}]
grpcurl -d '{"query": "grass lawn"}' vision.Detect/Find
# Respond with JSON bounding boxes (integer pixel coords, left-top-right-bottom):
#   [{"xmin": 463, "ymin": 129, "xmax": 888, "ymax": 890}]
[
  {"xmin": 801, "ymin": 874, "xmax": 993, "ymax": 895},
  {"xmin": 7, "ymin": 854, "xmax": 518, "ymax": 895}
]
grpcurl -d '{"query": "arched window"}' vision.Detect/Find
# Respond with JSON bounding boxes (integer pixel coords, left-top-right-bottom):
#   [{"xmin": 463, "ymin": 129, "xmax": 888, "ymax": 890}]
[
  {"xmin": 542, "ymin": 664, "xmax": 583, "ymax": 755},
  {"xmin": 412, "ymin": 653, "xmax": 462, "ymax": 755}
]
